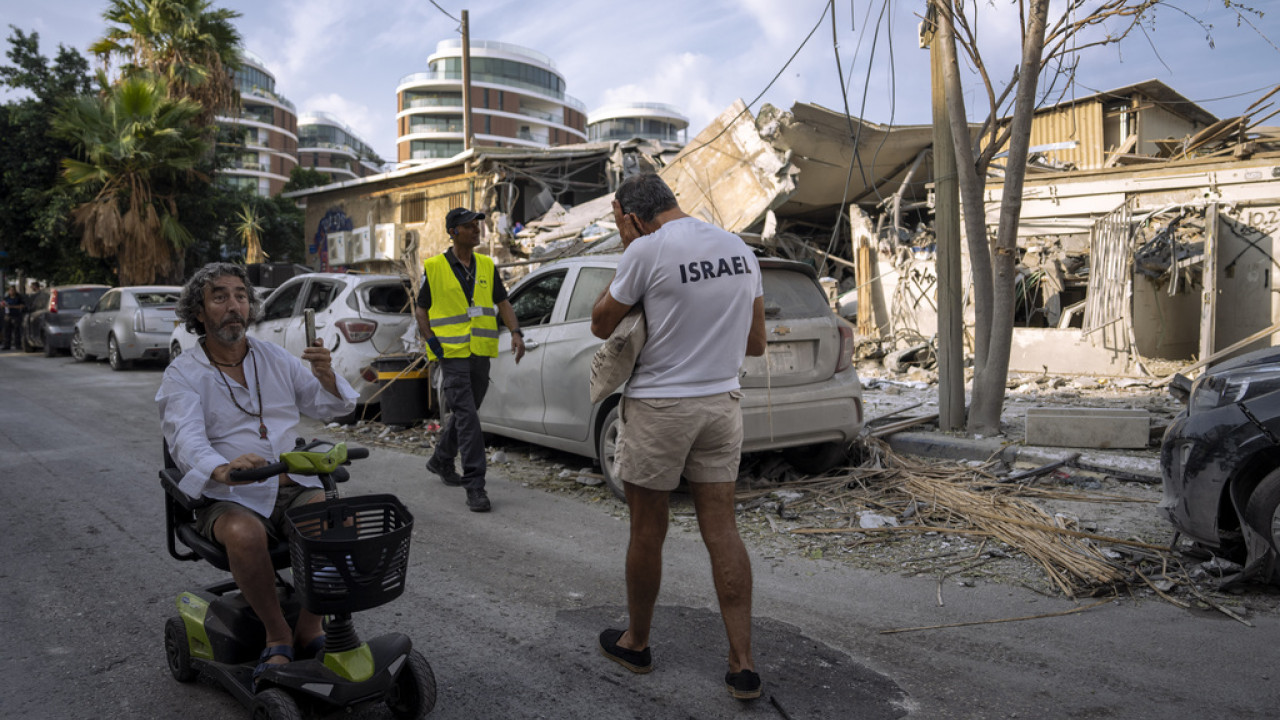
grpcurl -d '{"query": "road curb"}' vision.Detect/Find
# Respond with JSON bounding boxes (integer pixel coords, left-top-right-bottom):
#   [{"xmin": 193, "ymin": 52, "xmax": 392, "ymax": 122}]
[{"xmin": 885, "ymin": 430, "xmax": 1162, "ymax": 480}]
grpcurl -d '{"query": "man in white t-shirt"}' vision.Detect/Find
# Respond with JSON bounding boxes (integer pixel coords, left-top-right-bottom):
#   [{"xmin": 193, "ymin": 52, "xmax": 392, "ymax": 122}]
[{"xmin": 591, "ymin": 173, "xmax": 767, "ymax": 700}]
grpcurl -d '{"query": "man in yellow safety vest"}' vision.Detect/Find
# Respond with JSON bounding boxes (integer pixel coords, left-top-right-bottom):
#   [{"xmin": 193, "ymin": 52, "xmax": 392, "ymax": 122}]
[{"xmin": 414, "ymin": 207, "xmax": 526, "ymax": 512}]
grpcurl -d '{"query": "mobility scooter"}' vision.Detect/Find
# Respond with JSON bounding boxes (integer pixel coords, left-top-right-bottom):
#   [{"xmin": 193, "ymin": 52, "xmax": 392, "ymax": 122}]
[{"xmin": 161, "ymin": 438, "xmax": 436, "ymax": 719}]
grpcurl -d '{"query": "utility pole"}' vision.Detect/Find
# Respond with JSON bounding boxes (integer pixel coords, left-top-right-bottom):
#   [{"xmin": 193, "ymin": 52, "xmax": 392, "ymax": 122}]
[
  {"xmin": 924, "ymin": 0, "xmax": 965, "ymax": 432},
  {"xmin": 461, "ymin": 10, "xmax": 473, "ymax": 151}
]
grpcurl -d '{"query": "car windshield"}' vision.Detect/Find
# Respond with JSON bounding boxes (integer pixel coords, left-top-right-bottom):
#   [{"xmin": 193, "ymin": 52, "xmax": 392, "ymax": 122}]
[
  {"xmin": 57, "ymin": 288, "xmax": 106, "ymax": 310},
  {"xmin": 761, "ymin": 269, "xmax": 830, "ymax": 319},
  {"xmin": 133, "ymin": 292, "xmax": 179, "ymax": 305}
]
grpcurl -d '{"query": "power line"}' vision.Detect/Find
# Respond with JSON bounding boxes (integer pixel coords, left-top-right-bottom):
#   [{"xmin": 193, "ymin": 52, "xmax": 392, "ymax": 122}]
[
  {"xmin": 666, "ymin": 2, "xmax": 831, "ymax": 169},
  {"xmin": 429, "ymin": 1, "xmax": 460, "ymax": 25}
]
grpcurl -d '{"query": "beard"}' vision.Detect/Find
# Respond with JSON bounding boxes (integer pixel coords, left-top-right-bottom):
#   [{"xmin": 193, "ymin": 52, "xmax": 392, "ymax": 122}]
[{"xmin": 210, "ymin": 314, "xmax": 246, "ymax": 343}]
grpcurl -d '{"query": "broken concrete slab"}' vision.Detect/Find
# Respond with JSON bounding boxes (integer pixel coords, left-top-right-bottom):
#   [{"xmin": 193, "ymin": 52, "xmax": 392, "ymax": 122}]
[
  {"xmin": 661, "ymin": 99, "xmax": 797, "ymax": 234},
  {"xmin": 1024, "ymin": 406, "xmax": 1150, "ymax": 449},
  {"xmin": 1008, "ymin": 327, "xmax": 1137, "ymax": 376}
]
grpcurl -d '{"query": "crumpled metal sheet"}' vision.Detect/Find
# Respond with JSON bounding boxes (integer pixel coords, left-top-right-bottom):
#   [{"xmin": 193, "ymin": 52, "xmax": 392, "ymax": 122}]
[{"xmin": 659, "ymin": 99, "xmax": 798, "ymax": 234}]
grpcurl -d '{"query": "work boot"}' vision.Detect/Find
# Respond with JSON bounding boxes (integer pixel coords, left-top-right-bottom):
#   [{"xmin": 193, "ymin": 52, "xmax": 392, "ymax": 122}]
[
  {"xmin": 466, "ymin": 488, "xmax": 491, "ymax": 512},
  {"xmin": 426, "ymin": 456, "xmax": 463, "ymax": 487}
]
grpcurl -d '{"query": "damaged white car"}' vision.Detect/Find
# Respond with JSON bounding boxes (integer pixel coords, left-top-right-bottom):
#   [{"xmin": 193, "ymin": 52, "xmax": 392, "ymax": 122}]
[{"xmin": 477, "ymin": 252, "xmax": 865, "ymax": 498}]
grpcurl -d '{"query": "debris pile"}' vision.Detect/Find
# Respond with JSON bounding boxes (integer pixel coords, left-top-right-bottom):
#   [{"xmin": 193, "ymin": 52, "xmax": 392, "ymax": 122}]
[{"xmin": 735, "ymin": 439, "xmax": 1258, "ymax": 615}]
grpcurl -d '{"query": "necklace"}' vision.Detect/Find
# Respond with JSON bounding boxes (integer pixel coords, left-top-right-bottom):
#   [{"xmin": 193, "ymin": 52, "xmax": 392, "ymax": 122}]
[
  {"xmin": 200, "ymin": 338, "xmax": 247, "ymax": 367},
  {"xmin": 213, "ymin": 345, "xmax": 268, "ymax": 440}
]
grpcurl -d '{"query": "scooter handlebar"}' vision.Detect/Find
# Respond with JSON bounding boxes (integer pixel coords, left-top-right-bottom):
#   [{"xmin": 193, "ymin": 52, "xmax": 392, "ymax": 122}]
[
  {"xmin": 225, "ymin": 444, "xmax": 368, "ymax": 483},
  {"xmin": 228, "ymin": 462, "xmax": 289, "ymax": 484}
]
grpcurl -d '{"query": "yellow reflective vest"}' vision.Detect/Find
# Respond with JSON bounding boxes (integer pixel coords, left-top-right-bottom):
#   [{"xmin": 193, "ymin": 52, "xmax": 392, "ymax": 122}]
[{"xmin": 423, "ymin": 252, "xmax": 499, "ymax": 359}]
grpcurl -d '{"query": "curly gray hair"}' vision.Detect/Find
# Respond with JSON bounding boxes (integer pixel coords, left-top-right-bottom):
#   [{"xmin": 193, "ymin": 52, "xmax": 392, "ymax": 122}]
[{"xmin": 176, "ymin": 263, "xmax": 262, "ymax": 335}]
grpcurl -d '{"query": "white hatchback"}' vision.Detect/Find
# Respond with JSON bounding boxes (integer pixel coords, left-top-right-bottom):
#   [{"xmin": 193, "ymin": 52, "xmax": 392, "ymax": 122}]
[
  {"xmin": 171, "ymin": 273, "xmax": 416, "ymax": 405},
  {"xmin": 477, "ymin": 253, "xmax": 865, "ymax": 498}
]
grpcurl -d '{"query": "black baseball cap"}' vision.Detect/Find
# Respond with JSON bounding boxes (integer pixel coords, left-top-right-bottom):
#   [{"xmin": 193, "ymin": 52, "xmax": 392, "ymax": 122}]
[{"xmin": 446, "ymin": 207, "xmax": 485, "ymax": 231}]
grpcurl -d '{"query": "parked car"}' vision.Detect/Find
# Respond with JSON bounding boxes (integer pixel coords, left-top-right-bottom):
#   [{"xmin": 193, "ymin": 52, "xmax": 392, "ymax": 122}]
[
  {"xmin": 246, "ymin": 273, "xmax": 416, "ymax": 404},
  {"xmin": 1160, "ymin": 345, "xmax": 1280, "ymax": 583},
  {"xmin": 475, "ymin": 253, "xmax": 864, "ymax": 499},
  {"xmin": 21, "ymin": 284, "xmax": 110, "ymax": 356},
  {"xmin": 72, "ymin": 286, "xmax": 182, "ymax": 369}
]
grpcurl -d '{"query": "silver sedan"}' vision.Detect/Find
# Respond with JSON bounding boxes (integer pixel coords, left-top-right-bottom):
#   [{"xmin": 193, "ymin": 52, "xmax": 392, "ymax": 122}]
[{"xmin": 72, "ymin": 286, "xmax": 182, "ymax": 370}]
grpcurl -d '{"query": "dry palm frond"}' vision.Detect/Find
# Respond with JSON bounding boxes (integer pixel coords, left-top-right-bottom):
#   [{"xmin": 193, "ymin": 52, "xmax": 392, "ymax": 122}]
[{"xmin": 749, "ymin": 438, "xmax": 1165, "ymax": 598}]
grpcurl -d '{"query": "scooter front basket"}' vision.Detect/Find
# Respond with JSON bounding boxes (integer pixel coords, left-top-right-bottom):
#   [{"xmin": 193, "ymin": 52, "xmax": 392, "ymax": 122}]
[{"xmin": 286, "ymin": 494, "xmax": 413, "ymax": 615}]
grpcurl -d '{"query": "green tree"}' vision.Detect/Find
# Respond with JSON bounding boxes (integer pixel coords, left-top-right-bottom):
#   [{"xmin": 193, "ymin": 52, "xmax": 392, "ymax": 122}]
[
  {"xmin": 53, "ymin": 74, "xmax": 209, "ymax": 285},
  {"xmin": 0, "ymin": 27, "xmax": 112, "ymax": 285},
  {"xmin": 283, "ymin": 165, "xmax": 333, "ymax": 193},
  {"xmin": 89, "ymin": 0, "xmax": 241, "ymax": 130}
]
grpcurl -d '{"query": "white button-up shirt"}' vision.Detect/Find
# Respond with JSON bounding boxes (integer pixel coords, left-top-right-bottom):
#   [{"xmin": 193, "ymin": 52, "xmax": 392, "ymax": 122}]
[{"xmin": 156, "ymin": 338, "xmax": 359, "ymax": 517}]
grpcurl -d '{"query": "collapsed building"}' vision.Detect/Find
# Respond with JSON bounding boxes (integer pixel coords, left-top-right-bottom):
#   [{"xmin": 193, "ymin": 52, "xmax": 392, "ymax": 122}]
[{"xmin": 285, "ymin": 78, "xmax": 1280, "ymax": 377}]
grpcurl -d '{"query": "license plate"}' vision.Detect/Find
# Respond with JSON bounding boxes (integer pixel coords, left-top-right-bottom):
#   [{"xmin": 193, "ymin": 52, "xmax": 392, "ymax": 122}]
[{"xmin": 767, "ymin": 343, "xmax": 798, "ymax": 373}]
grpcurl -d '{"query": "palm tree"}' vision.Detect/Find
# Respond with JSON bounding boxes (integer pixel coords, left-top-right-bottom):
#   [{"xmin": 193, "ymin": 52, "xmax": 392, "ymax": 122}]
[
  {"xmin": 53, "ymin": 74, "xmax": 208, "ymax": 285},
  {"xmin": 89, "ymin": 0, "xmax": 242, "ymax": 129},
  {"xmin": 235, "ymin": 202, "xmax": 266, "ymax": 263}
]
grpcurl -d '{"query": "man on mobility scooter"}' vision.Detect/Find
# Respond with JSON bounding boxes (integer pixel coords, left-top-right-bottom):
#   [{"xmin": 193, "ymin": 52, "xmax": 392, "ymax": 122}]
[
  {"xmin": 158, "ymin": 263, "xmax": 436, "ymax": 719},
  {"xmin": 159, "ymin": 261, "xmax": 359, "ymax": 670}
]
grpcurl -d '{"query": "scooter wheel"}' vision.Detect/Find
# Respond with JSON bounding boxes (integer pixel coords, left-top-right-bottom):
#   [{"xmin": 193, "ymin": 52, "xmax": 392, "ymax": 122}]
[
  {"xmin": 164, "ymin": 617, "xmax": 197, "ymax": 683},
  {"xmin": 386, "ymin": 649, "xmax": 437, "ymax": 719},
  {"xmin": 251, "ymin": 688, "xmax": 301, "ymax": 720}
]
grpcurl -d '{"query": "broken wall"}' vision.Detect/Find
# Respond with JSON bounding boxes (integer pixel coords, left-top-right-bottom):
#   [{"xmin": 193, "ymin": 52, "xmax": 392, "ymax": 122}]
[{"xmin": 1217, "ymin": 204, "xmax": 1280, "ymax": 352}]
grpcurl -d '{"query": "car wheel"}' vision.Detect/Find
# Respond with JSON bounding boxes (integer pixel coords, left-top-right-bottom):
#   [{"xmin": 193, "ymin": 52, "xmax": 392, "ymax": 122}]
[
  {"xmin": 71, "ymin": 330, "xmax": 91, "ymax": 362},
  {"xmin": 1244, "ymin": 468, "xmax": 1280, "ymax": 556},
  {"xmin": 42, "ymin": 333, "xmax": 56, "ymax": 356},
  {"xmin": 596, "ymin": 404, "xmax": 625, "ymax": 501},
  {"xmin": 108, "ymin": 335, "xmax": 131, "ymax": 371},
  {"xmin": 783, "ymin": 441, "xmax": 852, "ymax": 475}
]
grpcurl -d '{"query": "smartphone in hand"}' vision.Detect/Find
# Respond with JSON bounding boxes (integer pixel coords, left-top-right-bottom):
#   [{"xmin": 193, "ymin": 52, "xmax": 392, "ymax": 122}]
[{"xmin": 304, "ymin": 308, "xmax": 316, "ymax": 348}]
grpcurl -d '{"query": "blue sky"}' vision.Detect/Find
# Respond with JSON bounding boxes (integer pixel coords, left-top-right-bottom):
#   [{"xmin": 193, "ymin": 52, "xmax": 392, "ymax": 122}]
[{"xmin": 3, "ymin": 0, "xmax": 1277, "ymax": 162}]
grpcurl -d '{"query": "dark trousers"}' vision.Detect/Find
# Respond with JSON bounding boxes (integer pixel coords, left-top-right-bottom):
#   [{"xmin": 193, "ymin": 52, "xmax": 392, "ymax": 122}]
[
  {"xmin": 432, "ymin": 356, "xmax": 491, "ymax": 490},
  {"xmin": 2, "ymin": 316, "xmax": 20, "ymax": 348}
]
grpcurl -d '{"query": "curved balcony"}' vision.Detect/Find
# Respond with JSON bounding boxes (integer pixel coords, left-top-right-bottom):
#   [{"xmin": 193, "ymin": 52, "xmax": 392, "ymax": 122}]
[{"xmin": 397, "ymin": 70, "xmax": 585, "ymax": 112}]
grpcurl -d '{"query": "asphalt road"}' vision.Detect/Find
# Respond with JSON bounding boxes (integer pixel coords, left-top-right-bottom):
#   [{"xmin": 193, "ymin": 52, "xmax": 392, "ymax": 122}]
[{"xmin": 1, "ymin": 348, "xmax": 1277, "ymax": 719}]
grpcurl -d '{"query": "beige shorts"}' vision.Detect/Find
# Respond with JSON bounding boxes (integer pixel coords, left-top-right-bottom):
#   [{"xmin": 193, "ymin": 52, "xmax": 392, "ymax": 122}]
[
  {"xmin": 194, "ymin": 484, "xmax": 324, "ymax": 542},
  {"xmin": 616, "ymin": 391, "xmax": 744, "ymax": 491}
]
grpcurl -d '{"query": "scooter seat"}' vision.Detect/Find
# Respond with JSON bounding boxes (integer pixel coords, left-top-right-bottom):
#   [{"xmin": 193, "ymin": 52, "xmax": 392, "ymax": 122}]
[{"xmin": 162, "ymin": 465, "xmax": 292, "ymax": 571}]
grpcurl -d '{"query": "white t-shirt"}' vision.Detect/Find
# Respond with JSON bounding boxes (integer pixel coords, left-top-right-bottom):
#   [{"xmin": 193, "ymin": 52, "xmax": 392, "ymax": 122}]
[{"xmin": 609, "ymin": 216, "xmax": 763, "ymax": 398}]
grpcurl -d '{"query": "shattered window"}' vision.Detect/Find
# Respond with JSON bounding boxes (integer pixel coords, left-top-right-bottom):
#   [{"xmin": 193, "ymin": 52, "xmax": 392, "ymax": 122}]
[{"xmin": 511, "ymin": 271, "xmax": 566, "ymax": 326}]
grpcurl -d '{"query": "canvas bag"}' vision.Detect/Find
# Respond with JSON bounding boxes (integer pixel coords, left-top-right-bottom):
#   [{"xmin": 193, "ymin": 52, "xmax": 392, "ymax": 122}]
[{"xmin": 589, "ymin": 305, "xmax": 646, "ymax": 403}]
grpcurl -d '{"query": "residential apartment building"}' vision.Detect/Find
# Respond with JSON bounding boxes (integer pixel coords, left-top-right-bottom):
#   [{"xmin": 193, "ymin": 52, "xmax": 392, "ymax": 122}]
[
  {"xmin": 218, "ymin": 50, "xmax": 298, "ymax": 196},
  {"xmin": 587, "ymin": 102, "xmax": 689, "ymax": 145},
  {"xmin": 395, "ymin": 39, "xmax": 588, "ymax": 166},
  {"xmin": 298, "ymin": 111, "xmax": 385, "ymax": 182}
]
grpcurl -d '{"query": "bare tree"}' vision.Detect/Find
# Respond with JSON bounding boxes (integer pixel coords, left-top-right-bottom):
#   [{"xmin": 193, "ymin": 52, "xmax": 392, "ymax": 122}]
[{"xmin": 933, "ymin": 0, "xmax": 1261, "ymax": 435}]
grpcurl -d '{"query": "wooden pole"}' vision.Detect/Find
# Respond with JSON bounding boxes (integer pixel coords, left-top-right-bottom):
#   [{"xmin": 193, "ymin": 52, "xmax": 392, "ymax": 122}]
[
  {"xmin": 929, "ymin": 0, "xmax": 965, "ymax": 432},
  {"xmin": 851, "ymin": 205, "xmax": 877, "ymax": 339},
  {"xmin": 461, "ymin": 10, "xmax": 473, "ymax": 151}
]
